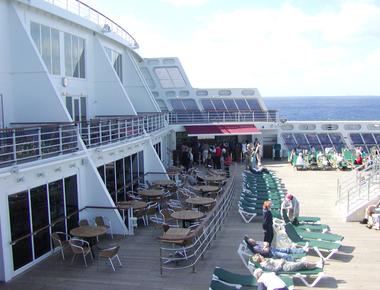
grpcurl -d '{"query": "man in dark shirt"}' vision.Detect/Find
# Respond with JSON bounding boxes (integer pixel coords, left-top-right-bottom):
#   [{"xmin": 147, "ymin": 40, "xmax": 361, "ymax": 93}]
[{"xmin": 244, "ymin": 236, "xmax": 306, "ymax": 261}]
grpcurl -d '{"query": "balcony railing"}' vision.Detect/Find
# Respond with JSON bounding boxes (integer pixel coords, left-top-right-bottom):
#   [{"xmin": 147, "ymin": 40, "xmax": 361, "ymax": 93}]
[
  {"xmin": 0, "ymin": 124, "xmax": 79, "ymax": 168},
  {"xmin": 41, "ymin": 0, "xmax": 138, "ymax": 48},
  {"xmin": 79, "ymin": 113, "xmax": 168, "ymax": 148},
  {"xmin": 168, "ymin": 110, "xmax": 278, "ymax": 124}
]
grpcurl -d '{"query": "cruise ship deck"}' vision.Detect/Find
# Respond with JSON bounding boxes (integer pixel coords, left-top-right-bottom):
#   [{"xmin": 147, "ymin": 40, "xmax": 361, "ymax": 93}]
[{"xmin": 1, "ymin": 161, "xmax": 378, "ymax": 290}]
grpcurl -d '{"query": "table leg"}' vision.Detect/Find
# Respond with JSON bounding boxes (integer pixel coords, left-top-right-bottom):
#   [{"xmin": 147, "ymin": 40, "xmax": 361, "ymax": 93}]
[{"xmin": 128, "ymin": 207, "xmax": 134, "ymax": 236}]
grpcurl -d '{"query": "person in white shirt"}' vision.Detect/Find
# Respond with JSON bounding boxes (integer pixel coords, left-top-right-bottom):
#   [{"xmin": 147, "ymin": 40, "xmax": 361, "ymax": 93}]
[{"xmin": 253, "ymin": 269, "xmax": 288, "ymax": 290}]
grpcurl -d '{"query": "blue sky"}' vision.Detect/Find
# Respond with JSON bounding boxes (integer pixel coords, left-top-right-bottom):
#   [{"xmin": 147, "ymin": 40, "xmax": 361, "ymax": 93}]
[{"xmin": 86, "ymin": 0, "xmax": 380, "ymax": 97}]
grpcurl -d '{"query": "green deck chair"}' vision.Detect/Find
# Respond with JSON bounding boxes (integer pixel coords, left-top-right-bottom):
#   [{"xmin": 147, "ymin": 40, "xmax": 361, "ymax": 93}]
[
  {"xmin": 287, "ymin": 223, "xmax": 344, "ymax": 242},
  {"xmin": 212, "ymin": 267, "xmax": 294, "ymax": 289},
  {"xmin": 282, "ymin": 210, "xmax": 328, "ymax": 232},
  {"xmin": 284, "ymin": 223, "xmax": 341, "ymax": 261}
]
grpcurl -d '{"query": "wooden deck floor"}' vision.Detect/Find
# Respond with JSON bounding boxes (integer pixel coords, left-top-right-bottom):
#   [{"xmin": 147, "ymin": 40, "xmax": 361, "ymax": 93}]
[{"xmin": 1, "ymin": 161, "xmax": 379, "ymax": 289}]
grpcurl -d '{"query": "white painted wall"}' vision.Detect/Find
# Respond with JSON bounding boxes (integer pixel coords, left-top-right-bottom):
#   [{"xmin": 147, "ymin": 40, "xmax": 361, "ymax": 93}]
[
  {"xmin": 93, "ymin": 38, "xmax": 137, "ymax": 116},
  {"xmin": 123, "ymin": 51, "xmax": 160, "ymax": 113},
  {"xmin": 78, "ymin": 158, "xmax": 128, "ymax": 235},
  {"xmin": 143, "ymin": 141, "xmax": 169, "ymax": 183},
  {"xmin": 10, "ymin": 3, "xmax": 72, "ymax": 124}
]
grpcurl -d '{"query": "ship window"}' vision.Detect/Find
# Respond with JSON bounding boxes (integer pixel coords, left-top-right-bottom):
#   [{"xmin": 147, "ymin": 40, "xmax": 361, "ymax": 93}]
[
  {"xmin": 223, "ymin": 99, "xmax": 238, "ymax": 111},
  {"xmin": 30, "ymin": 22, "xmax": 60, "ymax": 75},
  {"xmin": 182, "ymin": 99, "xmax": 198, "ymax": 111},
  {"xmin": 246, "ymin": 99, "xmax": 262, "ymax": 111},
  {"xmin": 156, "ymin": 99, "xmax": 168, "ymax": 111},
  {"xmin": 105, "ymin": 47, "xmax": 123, "ymax": 82},
  {"xmin": 154, "ymin": 67, "xmax": 186, "ymax": 89},
  {"xmin": 170, "ymin": 99, "xmax": 185, "ymax": 111},
  {"xmin": 212, "ymin": 99, "xmax": 226, "ymax": 111},
  {"xmin": 64, "ymin": 33, "xmax": 86, "ymax": 79},
  {"xmin": 235, "ymin": 99, "xmax": 250, "ymax": 111},
  {"xmin": 201, "ymin": 99, "xmax": 215, "ymax": 111},
  {"xmin": 140, "ymin": 67, "xmax": 155, "ymax": 89}
]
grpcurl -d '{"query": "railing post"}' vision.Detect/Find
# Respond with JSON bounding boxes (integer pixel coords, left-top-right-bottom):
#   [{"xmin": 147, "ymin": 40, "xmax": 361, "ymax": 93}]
[
  {"xmin": 12, "ymin": 130, "xmax": 17, "ymax": 163},
  {"xmin": 117, "ymin": 120, "xmax": 121, "ymax": 140},
  {"xmin": 87, "ymin": 123, "xmax": 91, "ymax": 147},
  {"xmin": 99, "ymin": 123, "xmax": 103, "ymax": 144},
  {"xmin": 38, "ymin": 128, "xmax": 42, "ymax": 158},
  {"xmin": 252, "ymin": 111, "xmax": 255, "ymax": 122},
  {"xmin": 266, "ymin": 111, "xmax": 269, "ymax": 122},
  {"xmin": 59, "ymin": 126, "xmax": 63, "ymax": 154},
  {"xmin": 108, "ymin": 121, "xmax": 112, "ymax": 141}
]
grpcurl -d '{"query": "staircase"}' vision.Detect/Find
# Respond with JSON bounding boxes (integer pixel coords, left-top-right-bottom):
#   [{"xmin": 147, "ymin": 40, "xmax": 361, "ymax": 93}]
[{"xmin": 336, "ymin": 158, "xmax": 380, "ymax": 221}]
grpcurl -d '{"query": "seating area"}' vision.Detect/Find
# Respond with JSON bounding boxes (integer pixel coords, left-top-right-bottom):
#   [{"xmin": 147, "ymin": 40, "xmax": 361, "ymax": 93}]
[
  {"xmin": 3, "ymin": 162, "xmax": 377, "ymax": 289},
  {"xmin": 238, "ymin": 170, "xmax": 286, "ymax": 223},
  {"xmin": 225, "ymin": 169, "xmax": 345, "ymax": 289}
]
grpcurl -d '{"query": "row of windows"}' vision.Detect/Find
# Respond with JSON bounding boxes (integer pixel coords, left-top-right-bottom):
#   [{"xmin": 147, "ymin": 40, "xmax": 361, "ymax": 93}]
[
  {"xmin": 31, "ymin": 22, "xmax": 86, "ymax": 78},
  {"xmin": 156, "ymin": 98, "xmax": 263, "ymax": 112},
  {"xmin": 9, "ymin": 175, "xmax": 78, "ymax": 270},
  {"xmin": 97, "ymin": 151, "xmax": 144, "ymax": 203}
]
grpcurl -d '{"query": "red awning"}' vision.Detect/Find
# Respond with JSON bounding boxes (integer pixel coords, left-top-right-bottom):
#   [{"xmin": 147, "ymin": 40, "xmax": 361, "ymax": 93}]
[{"xmin": 184, "ymin": 125, "xmax": 261, "ymax": 136}]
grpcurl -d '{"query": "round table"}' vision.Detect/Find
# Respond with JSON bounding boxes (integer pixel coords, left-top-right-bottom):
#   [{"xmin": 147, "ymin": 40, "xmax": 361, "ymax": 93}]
[
  {"xmin": 171, "ymin": 210, "xmax": 204, "ymax": 228},
  {"xmin": 192, "ymin": 185, "xmax": 219, "ymax": 196},
  {"xmin": 186, "ymin": 197, "xmax": 215, "ymax": 206},
  {"xmin": 202, "ymin": 175, "xmax": 226, "ymax": 184},
  {"xmin": 152, "ymin": 179, "xmax": 176, "ymax": 187},
  {"xmin": 118, "ymin": 200, "xmax": 147, "ymax": 210},
  {"xmin": 138, "ymin": 189, "xmax": 164, "ymax": 199},
  {"xmin": 70, "ymin": 226, "xmax": 107, "ymax": 238}
]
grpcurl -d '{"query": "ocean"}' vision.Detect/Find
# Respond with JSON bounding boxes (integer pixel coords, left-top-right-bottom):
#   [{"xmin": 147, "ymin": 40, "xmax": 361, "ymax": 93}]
[{"xmin": 264, "ymin": 96, "xmax": 380, "ymax": 121}]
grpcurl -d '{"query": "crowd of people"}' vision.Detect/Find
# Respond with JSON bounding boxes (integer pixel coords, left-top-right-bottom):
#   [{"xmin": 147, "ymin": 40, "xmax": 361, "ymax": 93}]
[
  {"xmin": 178, "ymin": 139, "xmax": 264, "ymax": 172},
  {"xmin": 288, "ymin": 145, "xmax": 379, "ymax": 170}
]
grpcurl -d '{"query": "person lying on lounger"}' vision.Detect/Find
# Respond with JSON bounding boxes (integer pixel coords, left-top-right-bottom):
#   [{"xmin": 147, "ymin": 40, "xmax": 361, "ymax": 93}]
[
  {"xmin": 251, "ymin": 254, "xmax": 323, "ymax": 273},
  {"xmin": 253, "ymin": 269, "xmax": 289, "ymax": 290},
  {"xmin": 244, "ymin": 235, "xmax": 306, "ymax": 261}
]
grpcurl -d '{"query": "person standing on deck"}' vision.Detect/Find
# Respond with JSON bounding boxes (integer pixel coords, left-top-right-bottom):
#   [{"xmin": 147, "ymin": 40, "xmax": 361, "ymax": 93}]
[
  {"xmin": 262, "ymin": 201, "xmax": 274, "ymax": 245},
  {"xmin": 281, "ymin": 194, "xmax": 300, "ymax": 225}
]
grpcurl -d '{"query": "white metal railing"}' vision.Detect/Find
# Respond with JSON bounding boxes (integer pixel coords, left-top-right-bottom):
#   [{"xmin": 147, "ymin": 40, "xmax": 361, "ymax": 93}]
[
  {"xmin": 80, "ymin": 113, "xmax": 168, "ymax": 148},
  {"xmin": 168, "ymin": 110, "xmax": 278, "ymax": 124},
  {"xmin": 0, "ymin": 124, "xmax": 79, "ymax": 167},
  {"xmin": 336, "ymin": 158, "xmax": 380, "ymax": 214},
  {"xmin": 41, "ymin": 0, "xmax": 138, "ymax": 48},
  {"xmin": 159, "ymin": 176, "xmax": 235, "ymax": 274}
]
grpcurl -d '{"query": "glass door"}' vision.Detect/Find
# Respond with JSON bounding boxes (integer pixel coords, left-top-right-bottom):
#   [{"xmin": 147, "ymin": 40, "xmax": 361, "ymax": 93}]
[
  {"xmin": 8, "ymin": 191, "xmax": 33, "ymax": 270},
  {"xmin": 65, "ymin": 96, "xmax": 87, "ymax": 122},
  {"xmin": 30, "ymin": 185, "xmax": 50, "ymax": 259}
]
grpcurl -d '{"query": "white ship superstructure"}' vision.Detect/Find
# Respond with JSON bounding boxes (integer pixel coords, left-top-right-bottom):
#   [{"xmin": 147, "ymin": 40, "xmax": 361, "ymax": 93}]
[{"xmin": 0, "ymin": 0, "xmax": 379, "ymax": 282}]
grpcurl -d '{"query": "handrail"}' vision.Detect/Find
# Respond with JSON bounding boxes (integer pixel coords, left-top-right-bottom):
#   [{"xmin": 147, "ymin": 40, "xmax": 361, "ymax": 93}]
[
  {"xmin": 168, "ymin": 110, "xmax": 278, "ymax": 124},
  {"xmin": 40, "ymin": 0, "xmax": 138, "ymax": 48},
  {"xmin": 336, "ymin": 157, "xmax": 380, "ymax": 214},
  {"xmin": 159, "ymin": 171, "xmax": 236, "ymax": 274}
]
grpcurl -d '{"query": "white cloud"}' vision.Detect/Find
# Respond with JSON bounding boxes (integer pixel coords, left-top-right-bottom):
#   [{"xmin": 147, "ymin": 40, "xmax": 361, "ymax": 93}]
[{"xmin": 160, "ymin": 0, "xmax": 208, "ymax": 7}]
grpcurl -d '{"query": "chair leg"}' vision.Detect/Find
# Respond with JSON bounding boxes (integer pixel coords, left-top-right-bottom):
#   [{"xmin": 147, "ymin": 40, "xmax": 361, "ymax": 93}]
[
  {"xmin": 109, "ymin": 258, "xmax": 116, "ymax": 271},
  {"xmin": 116, "ymin": 254, "xmax": 122, "ymax": 266},
  {"xmin": 83, "ymin": 254, "xmax": 88, "ymax": 267},
  {"xmin": 60, "ymin": 248, "xmax": 65, "ymax": 260},
  {"xmin": 71, "ymin": 254, "xmax": 77, "ymax": 264}
]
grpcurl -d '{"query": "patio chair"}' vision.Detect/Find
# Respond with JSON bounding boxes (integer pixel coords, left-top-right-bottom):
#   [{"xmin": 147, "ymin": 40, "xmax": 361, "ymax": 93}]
[
  {"xmin": 79, "ymin": 219, "xmax": 89, "ymax": 227},
  {"xmin": 284, "ymin": 223, "xmax": 341, "ymax": 261},
  {"xmin": 212, "ymin": 267, "xmax": 294, "ymax": 290},
  {"xmin": 69, "ymin": 238, "xmax": 93, "ymax": 267},
  {"xmin": 248, "ymin": 258, "xmax": 325, "ymax": 288},
  {"xmin": 98, "ymin": 245, "xmax": 122, "ymax": 271},
  {"xmin": 51, "ymin": 232, "xmax": 71, "ymax": 260},
  {"xmin": 238, "ymin": 205, "xmax": 258, "ymax": 223},
  {"xmin": 95, "ymin": 216, "xmax": 113, "ymax": 239},
  {"xmin": 286, "ymin": 223, "xmax": 344, "ymax": 242},
  {"xmin": 282, "ymin": 210, "xmax": 329, "ymax": 232}
]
